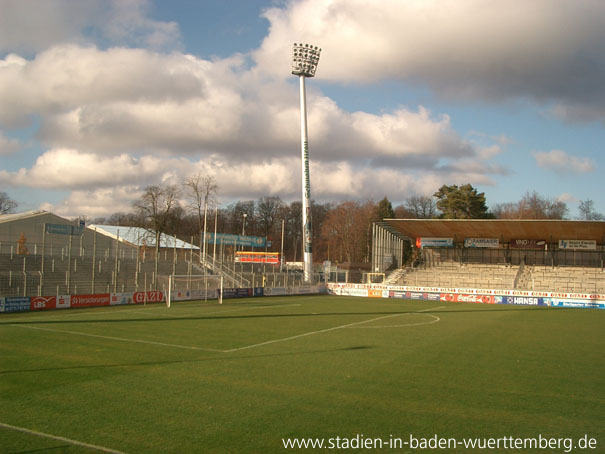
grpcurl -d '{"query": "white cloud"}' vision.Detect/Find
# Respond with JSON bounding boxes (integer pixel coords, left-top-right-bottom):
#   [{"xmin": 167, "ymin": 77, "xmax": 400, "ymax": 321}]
[
  {"xmin": 0, "ymin": 45, "xmax": 486, "ymax": 166},
  {"xmin": 256, "ymin": 0, "xmax": 605, "ymax": 120},
  {"xmin": 42, "ymin": 186, "xmax": 142, "ymax": 218},
  {"xmin": 0, "ymin": 131, "xmax": 21, "ymax": 155},
  {"xmin": 0, "ymin": 0, "xmax": 181, "ymax": 55},
  {"xmin": 556, "ymin": 192, "xmax": 579, "ymax": 205},
  {"xmin": 0, "ymin": 149, "xmax": 173, "ymax": 189},
  {"xmin": 0, "ymin": 20, "xmax": 516, "ymax": 216},
  {"xmin": 532, "ymin": 149, "xmax": 595, "ymax": 174}
]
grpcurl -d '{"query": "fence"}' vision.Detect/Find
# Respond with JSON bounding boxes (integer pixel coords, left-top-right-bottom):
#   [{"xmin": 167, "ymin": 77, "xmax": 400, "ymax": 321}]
[
  {"xmin": 420, "ymin": 246, "xmax": 605, "ymax": 268},
  {"xmin": 0, "ymin": 229, "xmax": 336, "ymax": 297}
]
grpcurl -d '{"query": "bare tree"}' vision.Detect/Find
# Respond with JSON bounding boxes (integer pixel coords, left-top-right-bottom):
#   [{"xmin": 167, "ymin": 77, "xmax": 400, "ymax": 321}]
[
  {"xmin": 184, "ymin": 174, "xmax": 218, "ymax": 254},
  {"xmin": 578, "ymin": 199, "xmax": 604, "ymax": 220},
  {"xmin": 320, "ymin": 201, "xmax": 375, "ymax": 263},
  {"xmin": 495, "ymin": 191, "xmax": 569, "ymax": 219},
  {"xmin": 256, "ymin": 196, "xmax": 283, "ymax": 239},
  {"xmin": 403, "ymin": 195, "xmax": 438, "ymax": 219},
  {"xmin": 0, "ymin": 192, "xmax": 18, "ymax": 214},
  {"xmin": 133, "ymin": 185, "xmax": 181, "ymax": 287}
]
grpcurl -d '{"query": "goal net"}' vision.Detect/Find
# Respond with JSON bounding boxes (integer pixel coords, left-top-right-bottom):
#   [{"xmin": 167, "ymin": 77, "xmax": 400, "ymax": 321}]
[{"xmin": 167, "ymin": 274, "xmax": 223, "ymax": 307}]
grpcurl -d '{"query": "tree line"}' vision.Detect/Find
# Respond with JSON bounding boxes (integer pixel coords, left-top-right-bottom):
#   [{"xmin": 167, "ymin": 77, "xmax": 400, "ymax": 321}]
[{"xmin": 1, "ymin": 183, "xmax": 602, "ymax": 265}]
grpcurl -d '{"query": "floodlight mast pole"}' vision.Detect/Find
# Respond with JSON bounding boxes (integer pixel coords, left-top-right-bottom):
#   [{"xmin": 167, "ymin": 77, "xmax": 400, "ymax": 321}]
[{"xmin": 292, "ymin": 43, "xmax": 321, "ymax": 283}]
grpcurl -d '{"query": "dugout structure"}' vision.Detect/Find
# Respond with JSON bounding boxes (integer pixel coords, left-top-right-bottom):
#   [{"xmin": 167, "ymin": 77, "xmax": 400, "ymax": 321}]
[{"xmin": 372, "ymin": 219, "xmax": 605, "ymax": 273}]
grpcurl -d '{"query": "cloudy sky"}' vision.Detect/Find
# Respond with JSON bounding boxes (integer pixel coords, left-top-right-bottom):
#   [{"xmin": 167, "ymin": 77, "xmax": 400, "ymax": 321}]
[{"xmin": 0, "ymin": 0, "xmax": 603, "ymax": 218}]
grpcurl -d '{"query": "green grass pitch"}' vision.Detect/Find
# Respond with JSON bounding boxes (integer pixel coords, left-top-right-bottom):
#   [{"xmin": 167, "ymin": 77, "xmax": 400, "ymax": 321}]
[{"xmin": 1, "ymin": 295, "xmax": 603, "ymax": 453}]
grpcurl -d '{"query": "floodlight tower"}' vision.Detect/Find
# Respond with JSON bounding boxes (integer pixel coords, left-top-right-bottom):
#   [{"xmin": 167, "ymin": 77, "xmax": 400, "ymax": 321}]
[{"xmin": 292, "ymin": 43, "xmax": 321, "ymax": 283}]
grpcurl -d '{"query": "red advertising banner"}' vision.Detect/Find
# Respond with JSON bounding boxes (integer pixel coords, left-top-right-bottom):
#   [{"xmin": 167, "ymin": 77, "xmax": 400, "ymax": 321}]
[
  {"xmin": 70, "ymin": 294, "xmax": 110, "ymax": 308},
  {"xmin": 31, "ymin": 296, "xmax": 56, "ymax": 311},
  {"xmin": 133, "ymin": 291, "xmax": 164, "ymax": 304},
  {"xmin": 440, "ymin": 293, "xmax": 497, "ymax": 304},
  {"xmin": 510, "ymin": 239, "xmax": 547, "ymax": 249}
]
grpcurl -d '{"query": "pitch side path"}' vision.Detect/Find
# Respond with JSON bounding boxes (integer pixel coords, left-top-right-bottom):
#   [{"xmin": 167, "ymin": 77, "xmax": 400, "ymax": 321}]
[{"xmin": 1, "ymin": 295, "xmax": 603, "ymax": 453}]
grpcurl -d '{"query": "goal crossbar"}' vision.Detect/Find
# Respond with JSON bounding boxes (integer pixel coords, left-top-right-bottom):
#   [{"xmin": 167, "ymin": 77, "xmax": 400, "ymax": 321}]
[{"xmin": 167, "ymin": 274, "xmax": 223, "ymax": 307}]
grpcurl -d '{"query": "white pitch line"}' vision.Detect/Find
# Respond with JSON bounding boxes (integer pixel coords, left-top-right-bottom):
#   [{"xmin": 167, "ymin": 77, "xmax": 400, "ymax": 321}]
[
  {"xmin": 350, "ymin": 313, "xmax": 440, "ymax": 328},
  {"xmin": 2, "ymin": 303, "xmax": 302, "ymax": 324},
  {"xmin": 7, "ymin": 304, "xmax": 303, "ymax": 353},
  {"xmin": 79, "ymin": 303, "xmax": 302, "ymax": 319},
  {"xmin": 10, "ymin": 324, "xmax": 225, "ymax": 352},
  {"xmin": 417, "ymin": 305, "xmax": 447, "ymax": 312},
  {"xmin": 7, "ymin": 305, "xmax": 446, "ymax": 355},
  {"xmin": 201, "ymin": 303, "xmax": 301, "ymax": 316},
  {"xmin": 0, "ymin": 421, "xmax": 128, "ymax": 454},
  {"xmin": 224, "ymin": 305, "xmax": 447, "ymax": 352}
]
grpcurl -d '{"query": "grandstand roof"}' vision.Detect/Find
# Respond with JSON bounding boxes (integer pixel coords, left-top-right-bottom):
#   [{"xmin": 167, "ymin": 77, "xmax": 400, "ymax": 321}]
[
  {"xmin": 383, "ymin": 219, "xmax": 605, "ymax": 243},
  {"xmin": 0, "ymin": 210, "xmax": 52, "ymax": 224},
  {"xmin": 89, "ymin": 225, "xmax": 199, "ymax": 249}
]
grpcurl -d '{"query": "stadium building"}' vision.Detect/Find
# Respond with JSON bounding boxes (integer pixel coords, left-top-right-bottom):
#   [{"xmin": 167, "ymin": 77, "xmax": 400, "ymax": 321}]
[
  {"xmin": 0, "ymin": 210, "xmax": 203, "ymax": 297},
  {"xmin": 372, "ymin": 219, "xmax": 605, "ymax": 293}
]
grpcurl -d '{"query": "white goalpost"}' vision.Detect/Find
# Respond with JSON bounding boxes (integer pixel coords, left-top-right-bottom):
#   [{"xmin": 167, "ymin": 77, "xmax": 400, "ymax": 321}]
[{"xmin": 167, "ymin": 274, "xmax": 223, "ymax": 307}]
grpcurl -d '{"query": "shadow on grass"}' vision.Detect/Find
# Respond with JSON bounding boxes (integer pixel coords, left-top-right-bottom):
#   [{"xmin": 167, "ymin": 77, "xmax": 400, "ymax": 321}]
[
  {"xmin": 0, "ymin": 346, "xmax": 376, "ymax": 375},
  {"xmin": 9, "ymin": 447, "xmax": 72, "ymax": 454},
  {"xmin": 0, "ymin": 305, "xmax": 558, "ymax": 327}
]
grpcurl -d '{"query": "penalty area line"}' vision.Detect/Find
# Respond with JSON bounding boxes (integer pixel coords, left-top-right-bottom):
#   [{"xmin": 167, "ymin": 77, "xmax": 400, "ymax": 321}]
[
  {"xmin": 224, "ymin": 306, "xmax": 445, "ymax": 353},
  {"xmin": 10, "ymin": 324, "xmax": 225, "ymax": 352},
  {"xmin": 0, "ymin": 421, "xmax": 128, "ymax": 454}
]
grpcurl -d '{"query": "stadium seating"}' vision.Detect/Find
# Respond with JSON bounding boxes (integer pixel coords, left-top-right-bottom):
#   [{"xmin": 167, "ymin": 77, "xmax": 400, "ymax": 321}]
[
  {"xmin": 520, "ymin": 265, "xmax": 605, "ymax": 293},
  {"xmin": 386, "ymin": 261, "xmax": 604, "ymax": 293},
  {"xmin": 395, "ymin": 262, "xmax": 517, "ymax": 289}
]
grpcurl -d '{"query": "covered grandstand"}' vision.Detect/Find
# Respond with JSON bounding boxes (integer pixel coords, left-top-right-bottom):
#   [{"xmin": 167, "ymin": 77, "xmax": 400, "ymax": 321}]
[
  {"xmin": 372, "ymin": 219, "xmax": 605, "ymax": 293},
  {"xmin": 0, "ymin": 211, "xmax": 208, "ymax": 297},
  {"xmin": 0, "ymin": 211, "xmax": 311, "ymax": 298}
]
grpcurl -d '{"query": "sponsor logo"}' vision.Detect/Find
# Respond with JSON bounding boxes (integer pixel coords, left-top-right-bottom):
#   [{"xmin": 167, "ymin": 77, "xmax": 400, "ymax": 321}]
[
  {"xmin": 441, "ymin": 293, "xmax": 496, "ymax": 304},
  {"xmin": 510, "ymin": 239, "xmax": 547, "ymax": 249},
  {"xmin": 57, "ymin": 295, "xmax": 70, "ymax": 308},
  {"xmin": 464, "ymin": 238, "xmax": 500, "ymax": 248},
  {"xmin": 507, "ymin": 296, "xmax": 540, "ymax": 306},
  {"xmin": 558, "ymin": 239, "xmax": 596, "ymax": 250},
  {"xmin": 133, "ymin": 291, "xmax": 163, "ymax": 304},
  {"xmin": 110, "ymin": 293, "xmax": 132, "ymax": 306},
  {"xmin": 31, "ymin": 296, "xmax": 56, "ymax": 311},
  {"xmin": 71, "ymin": 294, "xmax": 110, "ymax": 307},
  {"xmin": 1, "ymin": 297, "xmax": 31, "ymax": 313}
]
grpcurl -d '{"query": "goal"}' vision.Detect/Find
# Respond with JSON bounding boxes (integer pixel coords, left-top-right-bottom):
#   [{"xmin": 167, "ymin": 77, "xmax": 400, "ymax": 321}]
[{"xmin": 166, "ymin": 274, "xmax": 223, "ymax": 307}]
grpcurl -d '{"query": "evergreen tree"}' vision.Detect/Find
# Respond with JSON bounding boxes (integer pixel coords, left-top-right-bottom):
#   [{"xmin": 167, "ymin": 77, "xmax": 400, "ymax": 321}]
[
  {"xmin": 376, "ymin": 197, "xmax": 395, "ymax": 220},
  {"xmin": 433, "ymin": 184, "xmax": 491, "ymax": 219}
]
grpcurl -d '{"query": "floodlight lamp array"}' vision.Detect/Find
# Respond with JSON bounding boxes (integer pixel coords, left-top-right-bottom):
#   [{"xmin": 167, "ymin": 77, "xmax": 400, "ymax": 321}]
[{"xmin": 291, "ymin": 43, "xmax": 321, "ymax": 77}]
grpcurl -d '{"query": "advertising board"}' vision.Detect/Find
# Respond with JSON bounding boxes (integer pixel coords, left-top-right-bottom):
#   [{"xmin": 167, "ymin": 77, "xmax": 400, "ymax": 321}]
[
  {"xmin": 440, "ymin": 293, "xmax": 500, "ymax": 304},
  {"xmin": 223, "ymin": 288, "xmax": 253, "ymax": 298},
  {"xmin": 70, "ymin": 294, "xmax": 110, "ymax": 308},
  {"xmin": 464, "ymin": 238, "xmax": 500, "ymax": 248},
  {"xmin": 558, "ymin": 240, "xmax": 596, "ymax": 250},
  {"xmin": 206, "ymin": 233, "xmax": 266, "ymax": 248},
  {"xmin": 327, "ymin": 284, "xmax": 604, "ymax": 310},
  {"xmin": 110, "ymin": 293, "xmax": 133, "ymax": 306},
  {"xmin": 339, "ymin": 287, "xmax": 369, "ymax": 297},
  {"xmin": 265, "ymin": 287, "xmax": 288, "ymax": 296},
  {"xmin": 503, "ymin": 296, "xmax": 544, "ymax": 306},
  {"xmin": 543, "ymin": 298, "xmax": 605, "ymax": 309},
  {"xmin": 45, "ymin": 223, "xmax": 84, "ymax": 236},
  {"xmin": 133, "ymin": 291, "xmax": 164, "ymax": 304},
  {"xmin": 57, "ymin": 295, "xmax": 71, "ymax": 308},
  {"xmin": 31, "ymin": 296, "xmax": 57, "ymax": 311},
  {"xmin": 419, "ymin": 237, "xmax": 454, "ymax": 248},
  {"xmin": 0, "ymin": 297, "xmax": 31, "ymax": 313},
  {"xmin": 171, "ymin": 289, "xmax": 217, "ymax": 302},
  {"xmin": 510, "ymin": 239, "xmax": 547, "ymax": 250}
]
